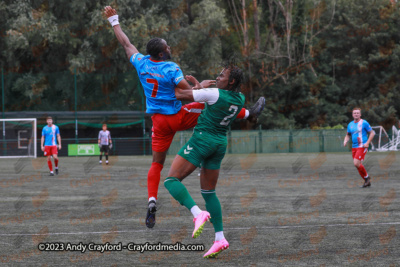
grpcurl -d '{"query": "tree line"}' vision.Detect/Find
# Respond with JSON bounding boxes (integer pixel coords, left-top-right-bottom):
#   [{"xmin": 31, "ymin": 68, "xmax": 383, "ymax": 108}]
[{"xmin": 1, "ymin": 0, "xmax": 399, "ymax": 129}]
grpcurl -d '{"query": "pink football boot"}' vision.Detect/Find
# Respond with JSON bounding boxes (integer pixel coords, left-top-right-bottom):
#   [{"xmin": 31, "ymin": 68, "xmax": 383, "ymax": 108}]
[
  {"xmin": 203, "ymin": 239, "xmax": 229, "ymax": 258},
  {"xmin": 192, "ymin": 211, "xmax": 210, "ymax": 238}
]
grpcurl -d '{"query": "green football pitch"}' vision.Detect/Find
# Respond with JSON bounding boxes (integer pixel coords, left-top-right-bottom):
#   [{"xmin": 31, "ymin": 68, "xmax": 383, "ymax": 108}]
[{"xmin": 0, "ymin": 152, "xmax": 399, "ymax": 266}]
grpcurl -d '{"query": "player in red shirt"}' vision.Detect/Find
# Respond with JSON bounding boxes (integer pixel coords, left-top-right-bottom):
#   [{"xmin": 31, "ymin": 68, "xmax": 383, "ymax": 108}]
[{"xmin": 104, "ymin": 6, "xmax": 265, "ymax": 228}]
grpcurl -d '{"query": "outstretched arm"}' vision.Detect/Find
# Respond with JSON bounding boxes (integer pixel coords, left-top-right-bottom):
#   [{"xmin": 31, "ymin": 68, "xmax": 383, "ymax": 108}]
[
  {"xmin": 174, "ymin": 75, "xmax": 203, "ymax": 101},
  {"xmin": 175, "ymin": 76, "xmax": 220, "ymax": 103},
  {"xmin": 175, "ymin": 74, "xmax": 216, "ymax": 98},
  {"xmin": 175, "ymin": 83, "xmax": 194, "ymax": 101},
  {"xmin": 104, "ymin": 6, "xmax": 138, "ymax": 59},
  {"xmin": 186, "ymin": 75, "xmax": 216, "ymax": 89}
]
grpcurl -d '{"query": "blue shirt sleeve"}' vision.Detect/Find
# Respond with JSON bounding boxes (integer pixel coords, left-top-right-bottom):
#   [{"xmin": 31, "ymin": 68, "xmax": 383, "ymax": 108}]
[
  {"xmin": 347, "ymin": 123, "xmax": 351, "ymax": 134},
  {"xmin": 130, "ymin": 53, "xmax": 144, "ymax": 69},
  {"xmin": 42, "ymin": 127, "xmax": 45, "ymax": 136},
  {"xmin": 56, "ymin": 126, "xmax": 60, "ymax": 135},
  {"xmin": 170, "ymin": 64, "xmax": 184, "ymax": 86},
  {"xmin": 363, "ymin": 121, "xmax": 372, "ymax": 133}
]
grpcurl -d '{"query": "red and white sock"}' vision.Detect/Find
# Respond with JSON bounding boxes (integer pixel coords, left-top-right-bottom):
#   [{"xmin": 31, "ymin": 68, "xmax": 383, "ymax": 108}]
[
  {"xmin": 47, "ymin": 160, "xmax": 53, "ymax": 172},
  {"xmin": 357, "ymin": 164, "xmax": 368, "ymax": 179},
  {"xmin": 147, "ymin": 162, "xmax": 163, "ymax": 200},
  {"xmin": 237, "ymin": 108, "xmax": 249, "ymax": 119}
]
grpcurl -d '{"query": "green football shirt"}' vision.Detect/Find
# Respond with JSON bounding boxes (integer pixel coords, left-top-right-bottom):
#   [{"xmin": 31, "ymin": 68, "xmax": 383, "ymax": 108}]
[{"xmin": 193, "ymin": 88, "xmax": 245, "ymax": 137}]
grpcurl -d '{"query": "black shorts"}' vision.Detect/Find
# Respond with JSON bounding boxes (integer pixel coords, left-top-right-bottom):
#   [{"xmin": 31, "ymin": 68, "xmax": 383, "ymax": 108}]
[{"xmin": 100, "ymin": 145, "xmax": 110, "ymax": 153}]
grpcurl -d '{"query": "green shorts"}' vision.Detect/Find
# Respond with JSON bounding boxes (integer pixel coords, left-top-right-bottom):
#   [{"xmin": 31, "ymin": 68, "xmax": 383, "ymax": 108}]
[{"xmin": 178, "ymin": 131, "xmax": 227, "ymax": 170}]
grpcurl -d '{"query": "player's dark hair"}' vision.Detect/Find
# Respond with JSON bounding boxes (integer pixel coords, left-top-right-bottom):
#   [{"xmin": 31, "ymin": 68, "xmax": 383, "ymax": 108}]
[
  {"xmin": 146, "ymin": 38, "xmax": 166, "ymax": 60},
  {"xmin": 220, "ymin": 56, "xmax": 244, "ymax": 92},
  {"xmin": 222, "ymin": 63, "xmax": 244, "ymax": 92},
  {"xmin": 102, "ymin": 124, "xmax": 107, "ymax": 127},
  {"xmin": 46, "ymin": 116, "xmax": 52, "ymax": 120}
]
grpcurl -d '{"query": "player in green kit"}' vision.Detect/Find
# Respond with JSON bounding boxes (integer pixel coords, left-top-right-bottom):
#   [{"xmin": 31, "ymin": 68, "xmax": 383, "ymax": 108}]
[{"xmin": 164, "ymin": 64, "xmax": 263, "ymax": 258}]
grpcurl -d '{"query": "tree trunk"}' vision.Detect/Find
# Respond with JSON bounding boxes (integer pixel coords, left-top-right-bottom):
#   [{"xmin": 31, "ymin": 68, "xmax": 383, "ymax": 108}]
[
  {"xmin": 186, "ymin": 0, "xmax": 193, "ymax": 25},
  {"xmin": 241, "ymin": 0, "xmax": 253, "ymax": 101},
  {"xmin": 242, "ymin": 0, "xmax": 248, "ymax": 56},
  {"xmin": 253, "ymin": 0, "xmax": 260, "ymax": 51}
]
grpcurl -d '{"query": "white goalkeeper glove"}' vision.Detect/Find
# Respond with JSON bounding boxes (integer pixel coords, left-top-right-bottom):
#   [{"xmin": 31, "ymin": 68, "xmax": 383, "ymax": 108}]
[
  {"xmin": 109, "ymin": 144, "xmax": 113, "ymax": 149},
  {"xmin": 98, "ymin": 144, "xmax": 101, "ymax": 148},
  {"xmin": 108, "ymin": 15, "xmax": 119, "ymax": 27}
]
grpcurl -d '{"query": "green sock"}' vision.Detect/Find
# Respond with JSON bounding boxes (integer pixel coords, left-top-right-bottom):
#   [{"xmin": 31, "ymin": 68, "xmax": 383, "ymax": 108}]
[
  {"xmin": 201, "ymin": 189, "xmax": 223, "ymax": 232},
  {"xmin": 164, "ymin": 177, "xmax": 196, "ymax": 210}
]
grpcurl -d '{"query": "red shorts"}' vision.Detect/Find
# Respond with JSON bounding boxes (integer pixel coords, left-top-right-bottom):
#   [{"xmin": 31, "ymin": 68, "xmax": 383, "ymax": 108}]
[
  {"xmin": 151, "ymin": 102, "xmax": 205, "ymax": 152},
  {"xmin": 352, "ymin": 147, "xmax": 368, "ymax": 161},
  {"xmin": 44, "ymin": 145, "xmax": 58, "ymax": 156}
]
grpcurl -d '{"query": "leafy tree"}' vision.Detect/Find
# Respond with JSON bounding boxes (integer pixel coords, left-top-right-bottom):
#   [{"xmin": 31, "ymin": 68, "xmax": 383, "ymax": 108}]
[{"xmin": 1, "ymin": 0, "xmax": 399, "ymax": 130}]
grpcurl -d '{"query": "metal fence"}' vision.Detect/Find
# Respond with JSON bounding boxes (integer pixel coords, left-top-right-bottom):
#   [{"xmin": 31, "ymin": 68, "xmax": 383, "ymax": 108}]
[
  {"xmin": 168, "ymin": 129, "xmax": 351, "ymax": 155},
  {"xmin": 3, "ymin": 128, "xmax": 390, "ymax": 157},
  {"xmin": 50, "ymin": 129, "xmax": 354, "ymax": 157}
]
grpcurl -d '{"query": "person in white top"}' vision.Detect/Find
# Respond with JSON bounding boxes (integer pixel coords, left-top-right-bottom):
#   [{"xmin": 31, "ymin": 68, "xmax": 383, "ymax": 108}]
[{"xmin": 98, "ymin": 124, "xmax": 112, "ymax": 164}]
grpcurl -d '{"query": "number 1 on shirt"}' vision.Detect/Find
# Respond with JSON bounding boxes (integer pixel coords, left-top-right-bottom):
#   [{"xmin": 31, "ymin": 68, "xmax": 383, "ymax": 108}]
[{"xmin": 147, "ymin": 78, "xmax": 159, "ymax": 98}]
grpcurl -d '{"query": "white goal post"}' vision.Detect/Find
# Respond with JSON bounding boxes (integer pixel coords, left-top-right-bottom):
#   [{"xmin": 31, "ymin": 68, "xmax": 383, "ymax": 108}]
[
  {"xmin": 0, "ymin": 118, "xmax": 37, "ymax": 158},
  {"xmin": 379, "ymin": 125, "xmax": 400, "ymax": 151},
  {"xmin": 370, "ymin": 126, "xmax": 389, "ymax": 152}
]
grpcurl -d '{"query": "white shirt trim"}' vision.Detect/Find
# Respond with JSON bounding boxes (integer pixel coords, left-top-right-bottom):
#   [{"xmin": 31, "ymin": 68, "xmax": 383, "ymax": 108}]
[
  {"xmin": 130, "ymin": 53, "xmax": 140, "ymax": 64},
  {"xmin": 192, "ymin": 88, "xmax": 219, "ymax": 105}
]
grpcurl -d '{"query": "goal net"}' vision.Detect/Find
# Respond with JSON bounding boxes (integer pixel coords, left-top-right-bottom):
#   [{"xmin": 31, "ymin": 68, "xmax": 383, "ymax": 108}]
[
  {"xmin": 378, "ymin": 125, "xmax": 400, "ymax": 151},
  {"xmin": 0, "ymin": 119, "xmax": 37, "ymax": 158},
  {"xmin": 370, "ymin": 126, "xmax": 390, "ymax": 152}
]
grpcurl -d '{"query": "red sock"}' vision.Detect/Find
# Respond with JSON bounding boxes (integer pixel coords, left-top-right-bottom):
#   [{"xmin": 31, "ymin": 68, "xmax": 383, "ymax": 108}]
[
  {"xmin": 357, "ymin": 164, "xmax": 368, "ymax": 179},
  {"xmin": 147, "ymin": 162, "xmax": 164, "ymax": 200},
  {"xmin": 54, "ymin": 158, "xmax": 59, "ymax": 167},
  {"xmin": 237, "ymin": 108, "xmax": 247, "ymax": 119},
  {"xmin": 47, "ymin": 160, "xmax": 53, "ymax": 172}
]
